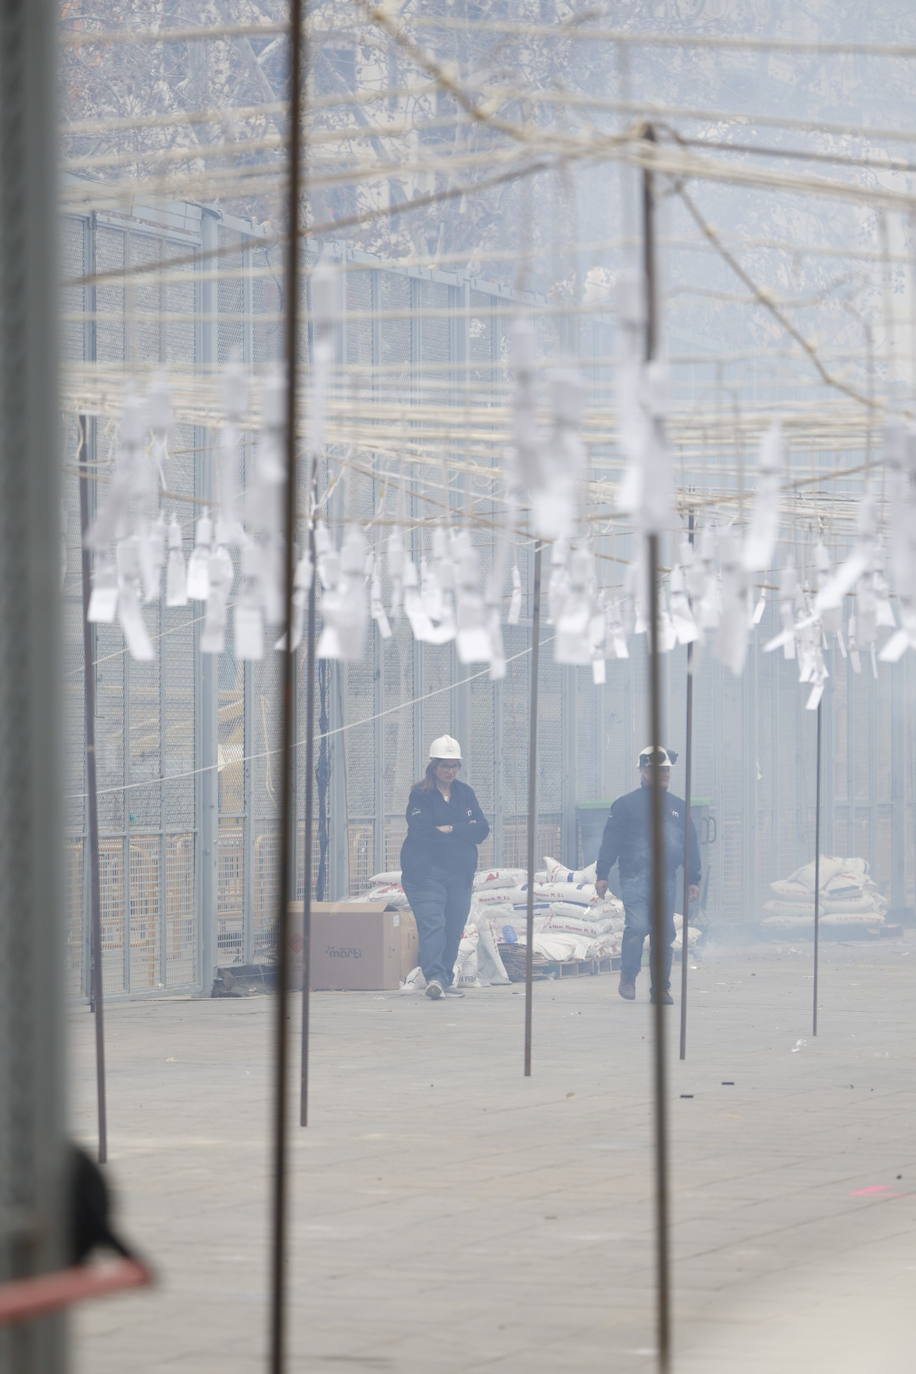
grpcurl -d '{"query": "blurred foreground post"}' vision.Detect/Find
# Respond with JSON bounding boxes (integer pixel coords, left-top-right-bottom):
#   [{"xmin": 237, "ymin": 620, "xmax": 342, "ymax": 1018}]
[{"xmin": 0, "ymin": 1, "xmax": 67, "ymax": 1369}]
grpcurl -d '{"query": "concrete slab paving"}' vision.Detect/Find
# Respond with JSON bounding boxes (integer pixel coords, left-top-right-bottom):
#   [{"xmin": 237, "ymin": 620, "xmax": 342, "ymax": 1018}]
[{"xmin": 70, "ymin": 937, "xmax": 916, "ymax": 1371}]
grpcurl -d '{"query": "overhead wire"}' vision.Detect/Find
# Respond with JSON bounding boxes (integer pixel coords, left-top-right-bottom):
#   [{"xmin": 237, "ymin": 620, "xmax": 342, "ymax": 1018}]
[{"xmin": 57, "ymin": 6, "xmax": 916, "ymax": 604}]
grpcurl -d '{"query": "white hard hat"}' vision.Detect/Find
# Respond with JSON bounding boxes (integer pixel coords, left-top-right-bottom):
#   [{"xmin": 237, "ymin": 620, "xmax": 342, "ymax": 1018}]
[
  {"xmin": 429, "ymin": 734, "xmax": 462, "ymax": 761},
  {"xmin": 637, "ymin": 745, "xmax": 677, "ymax": 769}
]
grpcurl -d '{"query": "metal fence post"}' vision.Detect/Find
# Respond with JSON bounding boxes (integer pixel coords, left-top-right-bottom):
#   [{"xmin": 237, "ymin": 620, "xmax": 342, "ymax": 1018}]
[
  {"xmin": 744, "ymin": 619, "xmax": 758, "ymax": 917},
  {"xmin": 365, "ymin": 258, "xmax": 387, "ymax": 877},
  {"xmin": 82, "ymin": 213, "xmax": 99, "ymax": 998},
  {"xmin": 195, "ymin": 207, "xmax": 221, "ymax": 994},
  {"xmin": 241, "ymin": 231, "xmax": 261, "ymax": 962},
  {"xmin": 560, "ymin": 666, "xmax": 578, "ymax": 864},
  {"xmin": 408, "ymin": 273, "xmax": 425, "ymax": 787},
  {"xmin": 889, "ymin": 645, "xmax": 908, "ymax": 916},
  {"xmin": 846, "ymin": 650, "xmax": 856, "ymax": 860}
]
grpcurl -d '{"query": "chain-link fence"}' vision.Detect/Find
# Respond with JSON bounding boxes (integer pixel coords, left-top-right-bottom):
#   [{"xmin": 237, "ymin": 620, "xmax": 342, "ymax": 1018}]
[{"xmin": 61, "ymin": 197, "xmax": 916, "ymax": 1000}]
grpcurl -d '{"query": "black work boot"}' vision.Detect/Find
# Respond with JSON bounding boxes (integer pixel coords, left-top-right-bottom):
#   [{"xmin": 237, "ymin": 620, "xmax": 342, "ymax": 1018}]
[
  {"xmin": 651, "ymin": 988, "xmax": 674, "ymax": 1005},
  {"xmin": 618, "ymin": 975, "xmax": 636, "ymax": 1001}
]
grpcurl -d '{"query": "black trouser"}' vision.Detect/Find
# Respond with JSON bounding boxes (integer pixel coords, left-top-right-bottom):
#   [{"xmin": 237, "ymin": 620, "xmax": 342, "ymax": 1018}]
[{"xmin": 402, "ymin": 866, "xmax": 473, "ymax": 987}]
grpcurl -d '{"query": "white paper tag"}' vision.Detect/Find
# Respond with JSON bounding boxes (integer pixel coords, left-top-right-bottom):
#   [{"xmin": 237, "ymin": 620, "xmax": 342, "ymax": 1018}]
[
  {"xmin": 117, "ymin": 582, "xmax": 155, "ymax": 661},
  {"xmin": 165, "ymin": 548, "xmax": 188, "ymax": 607},
  {"xmin": 508, "ymin": 563, "xmax": 522, "ymax": 624},
  {"xmin": 235, "ymin": 602, "xmax": 265, "ymax": 660},
  {"xmin": 88, "ymin": 571, "xmax": 119, "ymax": 623},
  {"xmin": 186, "ymin": 547, "xmax": 210, "ymax": 601}
]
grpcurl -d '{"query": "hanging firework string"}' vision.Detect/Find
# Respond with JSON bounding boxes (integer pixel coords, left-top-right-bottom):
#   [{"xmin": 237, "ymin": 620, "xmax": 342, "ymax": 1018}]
[
  {"xmin": 74, "ymin": 359, "xmax": 916, "ymax": 884},
  {"xmin": 75, "ymin": 363, "xmax": 916, "ymax": 692}
]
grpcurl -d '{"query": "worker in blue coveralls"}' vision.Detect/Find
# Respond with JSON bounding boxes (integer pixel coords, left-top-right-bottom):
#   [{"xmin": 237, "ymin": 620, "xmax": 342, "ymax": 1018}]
[
  {"xmin": 400, "ymin": 735, "xmax": 490, "ymax": 1002},
  {"xmin": 594, "ymin": 745, "xmax": 701, "ymax": 1005}
]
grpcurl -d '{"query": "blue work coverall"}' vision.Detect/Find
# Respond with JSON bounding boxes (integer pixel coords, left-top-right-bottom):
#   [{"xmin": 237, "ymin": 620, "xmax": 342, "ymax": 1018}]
[
  {"xmin": 400, "ymin": 780, "xmax": 490, "ymax": 987},
  {"xmin": 595, "ymin": 786, "xmax": 701, "ymax": 990}
]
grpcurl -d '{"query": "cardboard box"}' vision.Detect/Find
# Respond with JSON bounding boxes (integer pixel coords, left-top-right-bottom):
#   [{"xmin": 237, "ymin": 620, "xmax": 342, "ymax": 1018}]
[{"xmin": 288, "ymin": 901, "xmax": 415, "ymax": 991}]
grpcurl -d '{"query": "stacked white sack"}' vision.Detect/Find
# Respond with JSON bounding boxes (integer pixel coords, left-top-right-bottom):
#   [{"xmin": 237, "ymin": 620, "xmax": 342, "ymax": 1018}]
[
  {"xmin": 761, "ymin": 855, "xmax": 888, "ymax": 932},
  {"xmin": 351, "ymin": 881, "xmax": 411, "ymax": 909},
  {"xmin": 473, "ymin": 867, "xmax": 532, "ymax": 890},
  {"xmin": 543, "ymin": 856, "xmax": 598, "ymax": 884},
  {"xmin": 406, "ymin": 908, "xmax": 510, "ymax": 990},
  {"xmin": 672, "ymin": 912, "xmax": 700, "ymax": 950},
  {"xmin": 356, "ymin": 856, "xmax": 635, "ymax": 979}
]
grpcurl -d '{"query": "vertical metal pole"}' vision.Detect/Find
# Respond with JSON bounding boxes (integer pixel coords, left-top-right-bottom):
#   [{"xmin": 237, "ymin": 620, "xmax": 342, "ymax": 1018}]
[
  {"xmin": 243, "ymin": 661, "xmax": 255, "ymax": 961},
  {"xmin": 299, "ymin": 508, "xmax": 318, "ymax": 1127},
  {"xmin": 368, "ymin": 263, "xmax": 387, "ymax": 879},
  {"xmin": 372, "ymin": 629, "xmax": 386, "ymax": 876},
  {"xmin": 242, "ymin": 241, "xmax": 256, "ymax": 965},
  {"xmin": 316, "ymin": 659, "xmax": 330, "ymax": 902},
  {"xmin": 819, "ymin": 638, "xmax": 834, "ymax": 860},
  {"xmin": 454, "ymin": 647, "xmax": 471, "ymax": 768},
  {"xmin": 678, "ymin": 515, "xmax": 695, "ymax": 1062},
  {"xmin": 846, "ymin": 648, "xmax": 856, "ymax": 859},
  {"xmin": 812, "ymin": 700, "xmax": 822, "ymax": 1038},
  {"xmin": 867, "ymin": 656, "xmax": 877, "ymax": 871},
  {"xmin": 889, "ymin": 646, "xmax": 906, "ymax": 915},
  {"xmin": 523, "ymin": 543, "xmax": 543, "ymax": 1078},
  {"xmin": 78, "ymin": 417, "xmax": 108, "ymax": 1164},
  {"xmin": 642, "ymin": 125, "xmax": 672, "ymax": 1374},
  {"xmin": 748, "ymin": 617, "xmax": 760, "ymax": 934},
  {"xmin": 196, "ymin": 208, "xmax": 221, "ymax": 996},
  {"xmin": 560, "ymin": 666, "xmax": 578, "ymax": 863},
  {"xmin": 328, "ymin": 663, "xmax": 349, "ymax": 899},
  {"xmin": 81, "ymin": 219, "xmax": 98, "ymax": 1000},
  {"xmin": 492, "ymin": 669, "xmax": 505, "ymax": 863},
  {"xmin": 271, "ymin": 0, "xmax": 304, "ymax": 1367}
]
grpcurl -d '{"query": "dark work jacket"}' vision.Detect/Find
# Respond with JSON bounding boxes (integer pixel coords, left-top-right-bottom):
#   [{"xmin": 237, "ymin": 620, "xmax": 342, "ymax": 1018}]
[
  {"xmin": 595, "ymin": 786, "xmax": 700, "ymax": 886},
  {"xmin": 399, "ymin": 779, "xmax": 490, "ymax": 883}
]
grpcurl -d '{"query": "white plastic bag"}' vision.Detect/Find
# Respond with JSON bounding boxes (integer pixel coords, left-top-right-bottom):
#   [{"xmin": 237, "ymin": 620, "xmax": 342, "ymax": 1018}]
[
  {"xmin": 400, "ymin": 965, "xmax": 426, "ymax": 993},
  {"xmin": 472, "ymin": 915, "xmax": 511, "ymax": 985},
  {"xmin": 453, "ymin": 926, "xmax": 481, "ymax": 987}
]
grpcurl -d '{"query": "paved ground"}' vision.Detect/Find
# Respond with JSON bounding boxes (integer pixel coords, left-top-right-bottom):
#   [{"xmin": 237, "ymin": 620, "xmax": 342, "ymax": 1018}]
[{"xmin": 70, "ymin": 936, "xmax": 916, "ymax": 1372}]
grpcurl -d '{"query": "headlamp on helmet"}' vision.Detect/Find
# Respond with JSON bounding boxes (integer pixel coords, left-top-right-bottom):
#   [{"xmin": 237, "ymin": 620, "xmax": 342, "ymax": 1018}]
[{"xmin": 637, "ymin": 745, "xmax": 677, "ymax": 769}]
